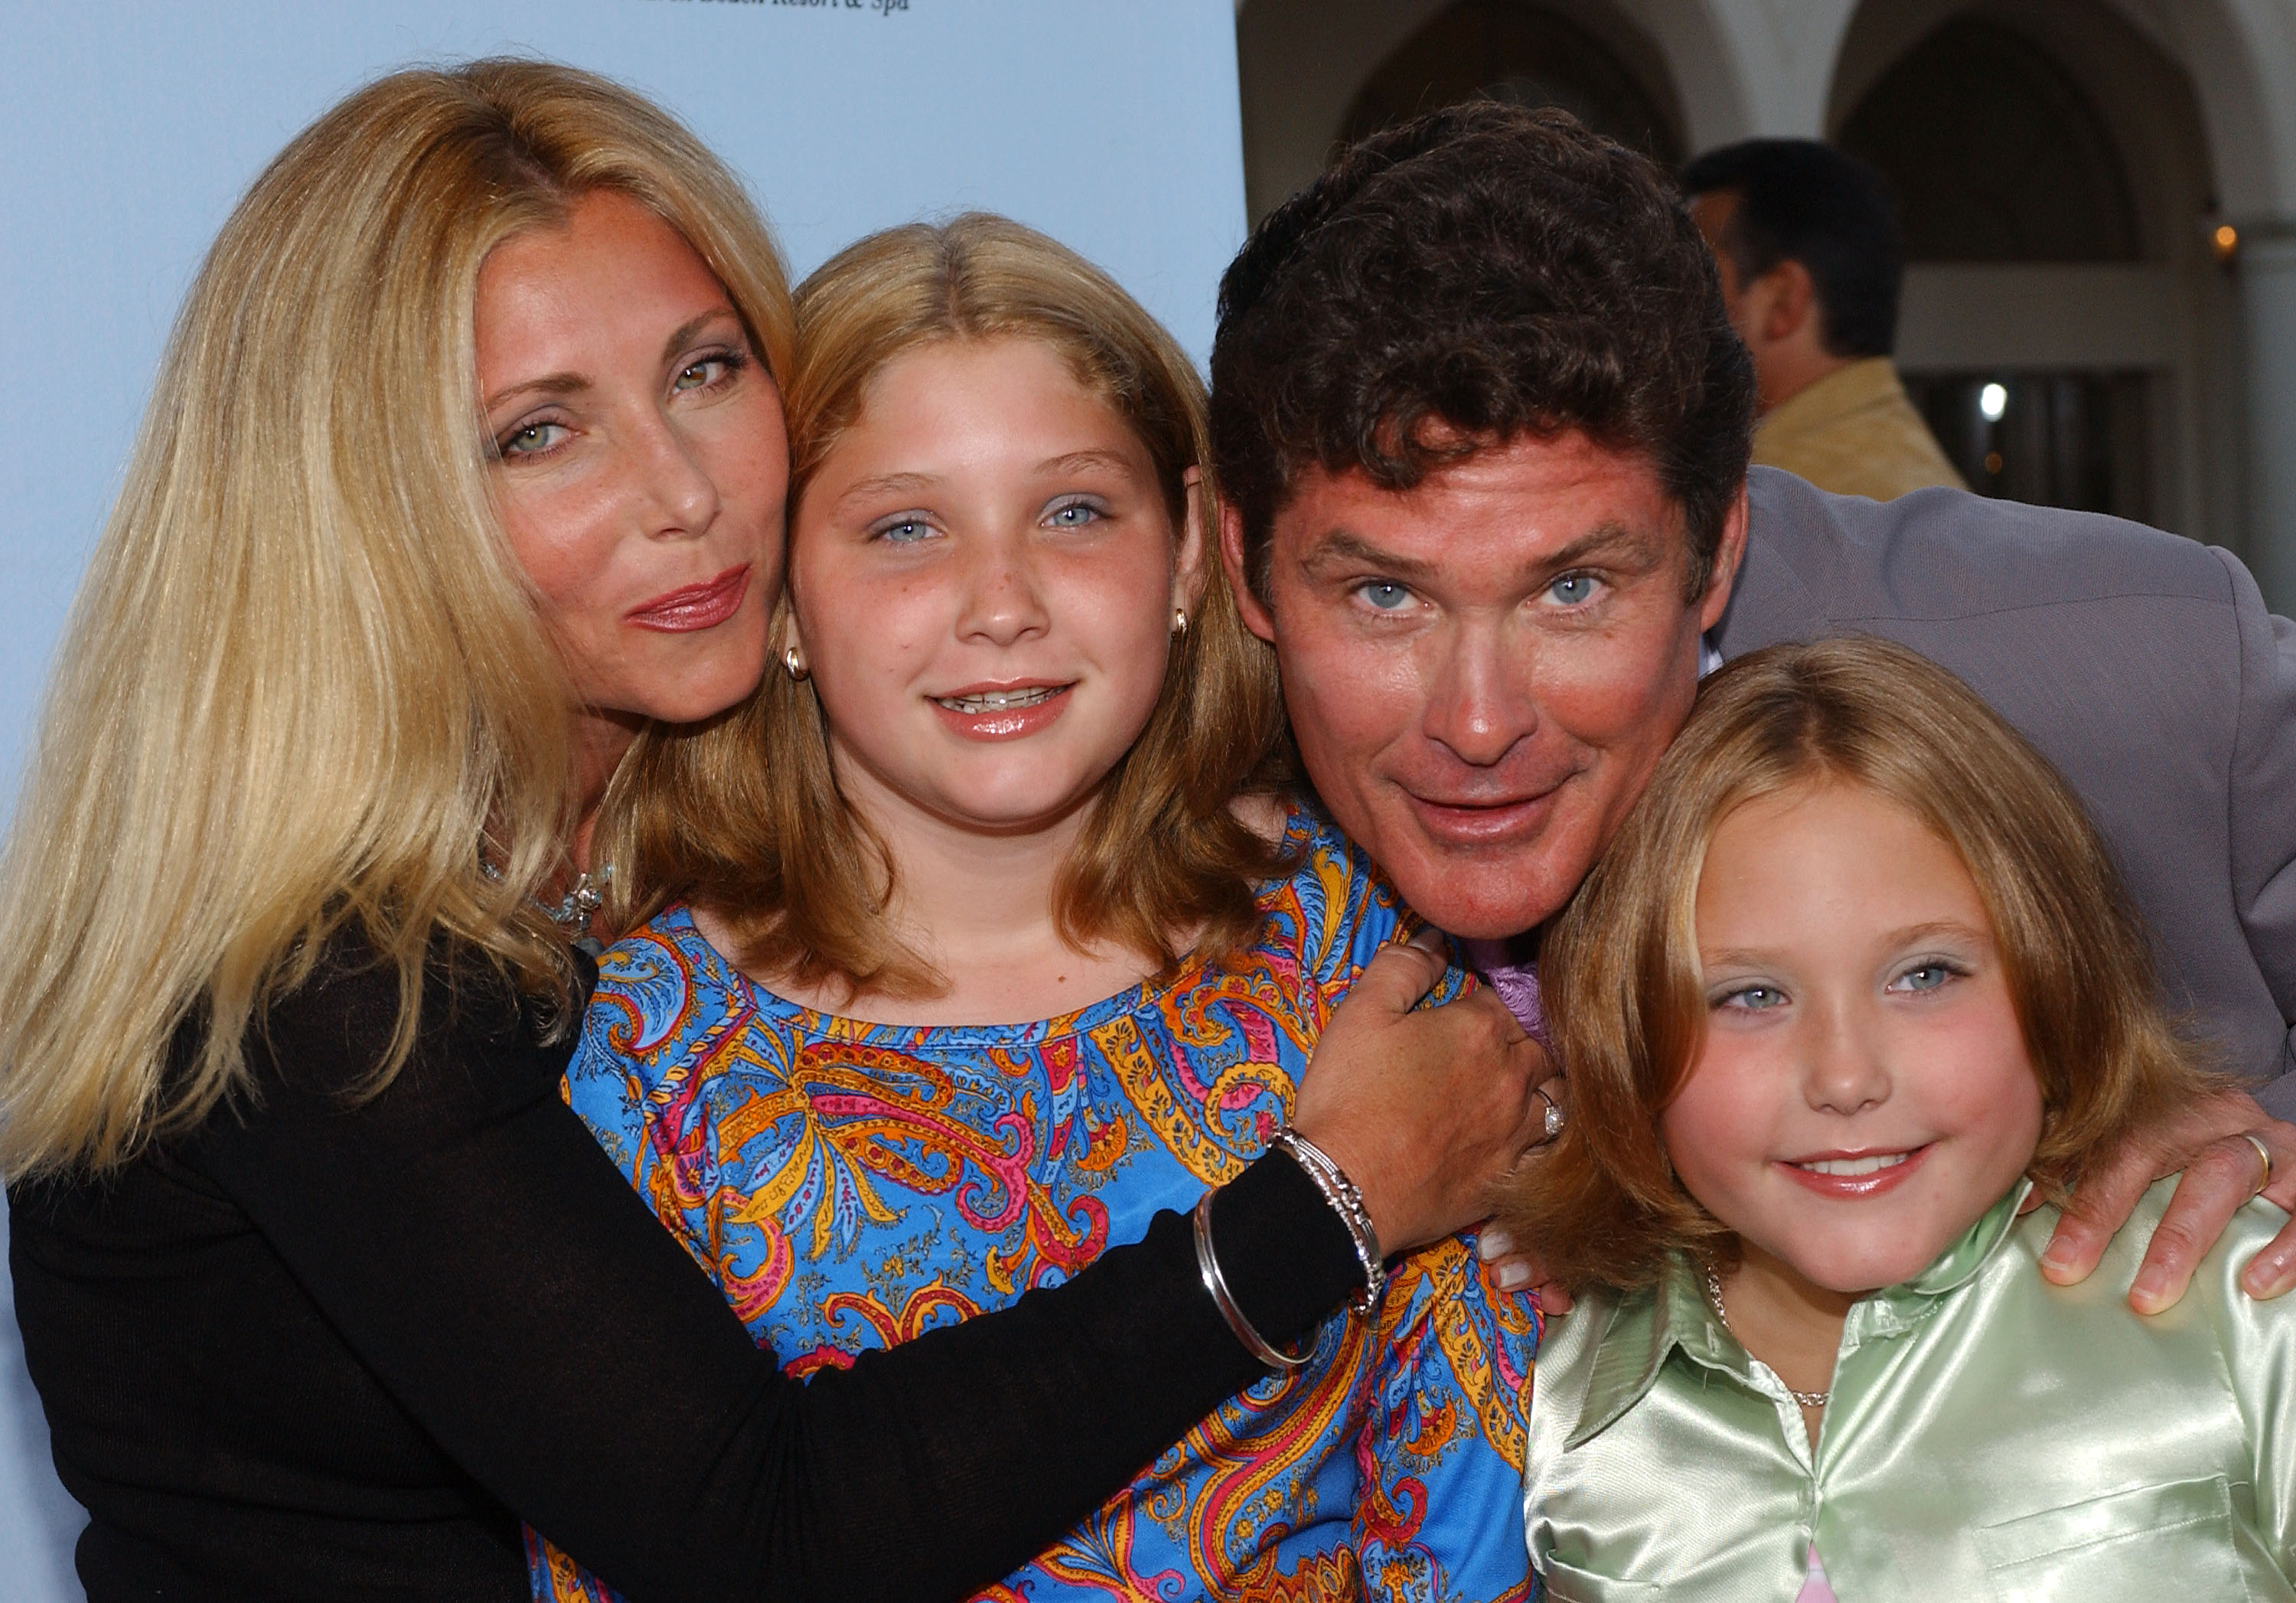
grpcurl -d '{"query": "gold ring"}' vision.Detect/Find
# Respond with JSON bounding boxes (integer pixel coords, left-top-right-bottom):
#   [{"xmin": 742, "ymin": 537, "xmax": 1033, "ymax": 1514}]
[{"xmin": 2241, "ymin": 1132, "xmax": 2274, "ymax": 1198}]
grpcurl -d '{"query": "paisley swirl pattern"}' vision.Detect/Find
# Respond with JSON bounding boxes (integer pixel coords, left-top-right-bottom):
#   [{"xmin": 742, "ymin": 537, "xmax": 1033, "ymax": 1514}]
[{"xmin": 530, "ymin": 806, "xmax": 1538, "ymax": 1601}]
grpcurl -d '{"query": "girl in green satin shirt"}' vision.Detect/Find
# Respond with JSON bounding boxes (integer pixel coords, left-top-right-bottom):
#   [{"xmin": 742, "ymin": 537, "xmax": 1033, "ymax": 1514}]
[{"xmin": 1502, "ymin": 635, "xmax": 2294, "ymax": 1602}]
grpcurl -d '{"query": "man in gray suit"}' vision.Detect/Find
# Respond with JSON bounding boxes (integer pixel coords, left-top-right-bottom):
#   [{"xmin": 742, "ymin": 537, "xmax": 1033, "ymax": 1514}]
[{"xmin": 1209, "ymin": 101, "xmax": 2296, "ymax": 1308}]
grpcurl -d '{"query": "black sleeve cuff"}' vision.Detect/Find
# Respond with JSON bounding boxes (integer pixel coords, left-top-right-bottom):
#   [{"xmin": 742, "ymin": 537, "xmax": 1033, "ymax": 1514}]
[{"xmin": 1205, "ymin": 1148, "xmax": 1362, "ymax": 1352}]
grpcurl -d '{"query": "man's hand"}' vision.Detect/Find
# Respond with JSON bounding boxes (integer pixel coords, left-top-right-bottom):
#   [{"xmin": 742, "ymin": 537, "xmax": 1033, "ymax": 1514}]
[
  {"xmin": 1290, "ymin": 932, "xmax": 1548, "ymax": 1255},
  {"xmin": 2040, "ymin": 1086, "xmax": 2296, "ymax": 1313}
]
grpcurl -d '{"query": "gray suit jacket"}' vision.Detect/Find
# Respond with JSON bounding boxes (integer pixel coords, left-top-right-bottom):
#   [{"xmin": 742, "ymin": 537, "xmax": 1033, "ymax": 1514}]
[{"xmin": 1719, "ymin": 468, "xmax": 2296, "ymax": 1119}]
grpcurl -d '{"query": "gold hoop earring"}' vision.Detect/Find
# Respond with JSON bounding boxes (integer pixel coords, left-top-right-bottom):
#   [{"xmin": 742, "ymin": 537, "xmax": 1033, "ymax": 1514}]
[
  {"xmin": 1172, "ymin": 607, "xmax": 1189, "ymax": 637},
  {"xmin": 784, "ymin": 645, "xmax": 810, "ymax": 682}
]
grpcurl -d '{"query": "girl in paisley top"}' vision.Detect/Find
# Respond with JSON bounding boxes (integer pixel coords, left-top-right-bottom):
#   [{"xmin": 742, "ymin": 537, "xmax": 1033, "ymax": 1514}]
[
  {"xmin": 1499, "ymin": 638, "xmax": 2292, "ymax": 1601},
  {"xmin": 536, "ymin": 214, "xmax": 1541, "ymax": 1602},
  {"xmin": 0, "ymin": 60, "xmax": 1548, "ymax": 1603}
]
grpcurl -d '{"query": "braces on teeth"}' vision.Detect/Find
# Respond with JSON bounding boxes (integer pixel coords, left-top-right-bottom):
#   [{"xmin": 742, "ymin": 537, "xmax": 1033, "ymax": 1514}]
[{"xmin": 937, "ymin": 687, "xmax": 1063, "ymax": 712}]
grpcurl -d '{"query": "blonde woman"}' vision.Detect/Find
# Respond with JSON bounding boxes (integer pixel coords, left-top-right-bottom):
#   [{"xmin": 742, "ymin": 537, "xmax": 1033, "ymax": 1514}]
[{"xmin": 0, "ymin": 61, "xmax": 1545, "ymax": 1602}]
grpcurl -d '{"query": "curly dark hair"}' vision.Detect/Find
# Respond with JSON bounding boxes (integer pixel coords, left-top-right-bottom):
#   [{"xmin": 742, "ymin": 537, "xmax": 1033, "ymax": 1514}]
[{"xmin": 1211, "ymin": 101, "xmax": 1754, "ymax": 602}]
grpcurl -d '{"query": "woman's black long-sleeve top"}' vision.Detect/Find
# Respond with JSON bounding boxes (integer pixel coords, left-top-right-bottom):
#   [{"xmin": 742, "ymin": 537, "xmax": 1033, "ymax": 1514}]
[{"xmin": 7, "ymin": 941, "xmax": 1358, "ymax": 1601}]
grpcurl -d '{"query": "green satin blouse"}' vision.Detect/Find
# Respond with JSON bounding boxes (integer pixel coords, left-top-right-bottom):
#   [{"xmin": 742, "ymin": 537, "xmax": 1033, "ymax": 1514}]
[{"xmin": 1522, "ymin": 1180, "xmax": 2296, "ymax": 1601}]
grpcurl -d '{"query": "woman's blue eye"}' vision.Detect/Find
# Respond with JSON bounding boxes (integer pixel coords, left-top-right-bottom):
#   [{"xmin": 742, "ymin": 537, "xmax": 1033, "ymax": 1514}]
[
  {"xmin": 497, "ymin": 421, "xmax": 567, "ymax": 459},
  {"xmin": 1358, "ymin": 583, "xmax": 1413, "ymax": 611},
  {"xmin": 1722, "ymin": 984, "xmax": 1786, "ymax": 1012},
  {"xmin": 1891, "ymin": 963, "xmax": 1955, "ymax": 994},
  {"xmin": 876, "ymin": 517, "xmax": 934, "ymax": 544},
  {"xmin": 1549, "ymin": 572, "xmax": 1599, "ymax": 606},
  {"xmin": 1046, "ymin": 501, "xmax": 1099, "ymax": 529}
]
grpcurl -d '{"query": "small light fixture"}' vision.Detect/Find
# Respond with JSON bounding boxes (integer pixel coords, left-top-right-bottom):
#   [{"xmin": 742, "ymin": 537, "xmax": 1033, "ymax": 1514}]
[
  {"xmin": 1978, "ymin": 382, "xmax": 2008, "ymax": 423},
  {"xmin": 2213, "ymin": 223, "xmax": 2240, "ymax": 263}
]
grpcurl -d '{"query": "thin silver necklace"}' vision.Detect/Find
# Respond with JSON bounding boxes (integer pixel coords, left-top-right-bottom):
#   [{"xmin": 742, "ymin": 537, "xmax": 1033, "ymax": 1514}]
[
  {"xmin": 484, "ymin": 857, "xmax": 611, "ymax": 955},
  {"xmin": 546, "ymin": 866, "xmax": 611, "ymax": 958},
  {"xmin": 1703, "ymin": 1261, "xmax": 1830, "ymax": 1409},
  {"xmin": 545, "ymin": 870, "xmax": 605, "ymax": 934}
]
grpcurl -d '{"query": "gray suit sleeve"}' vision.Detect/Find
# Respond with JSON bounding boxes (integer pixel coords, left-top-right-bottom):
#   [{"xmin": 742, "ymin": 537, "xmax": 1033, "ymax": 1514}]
[{"xmin": 2219, "ymin": 550, "xmax": 2296, "ymax": 1119}]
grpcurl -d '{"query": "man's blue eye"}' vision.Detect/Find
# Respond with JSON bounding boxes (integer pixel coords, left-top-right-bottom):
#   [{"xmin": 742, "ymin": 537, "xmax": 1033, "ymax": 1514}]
[
  {"xmin": 1550, "ymin": 573, "xmax": 1598, "ymax": 605},
  {"xmin": 1359, "ymin": 583, "xmax": 1412, "ymax": 610}
]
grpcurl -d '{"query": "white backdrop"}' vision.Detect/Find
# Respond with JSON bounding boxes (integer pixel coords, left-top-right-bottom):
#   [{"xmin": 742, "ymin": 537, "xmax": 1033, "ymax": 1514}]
[{"xmin": 0, "ymin": 3, "xmax": 1247, "ymax": 1593}]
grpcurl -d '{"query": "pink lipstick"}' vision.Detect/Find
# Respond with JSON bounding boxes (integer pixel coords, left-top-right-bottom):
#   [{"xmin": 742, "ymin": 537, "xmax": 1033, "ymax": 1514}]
[
  {"xmin": 627, "ymin": 565, "xmax": 751, "ymax": 632},
  {"xmin": 928, "ymin": 680, "xmax": 1072, "ymax": 740},
  {"xmin": 1776, "ymin": 1144, "xmax": 1932, "ymax": 1200}
]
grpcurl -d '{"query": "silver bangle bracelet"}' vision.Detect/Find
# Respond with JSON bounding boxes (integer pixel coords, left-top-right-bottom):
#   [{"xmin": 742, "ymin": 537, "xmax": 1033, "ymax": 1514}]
[
  {"xmin": 1192, "ymin": 1190, "xmax": 1313, "ymax": 1370},
  {"xmin": 1272, "ymin": 1128, "xmax": 1386, "ymax": 1316}
]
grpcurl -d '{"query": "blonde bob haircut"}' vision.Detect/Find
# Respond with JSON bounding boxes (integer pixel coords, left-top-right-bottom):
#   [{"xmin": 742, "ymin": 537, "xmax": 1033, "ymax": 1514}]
[
  {"xmin": 0, "ymin": 59, "xmax": 795, "ymax": 1180},
  {"xmin": 1495, "ymin": 635, "xmax": 2210, "ymax": 1293},
  {"xmin": 602, "ymin": 214, "xmax": 1289, "ymax": 995}
]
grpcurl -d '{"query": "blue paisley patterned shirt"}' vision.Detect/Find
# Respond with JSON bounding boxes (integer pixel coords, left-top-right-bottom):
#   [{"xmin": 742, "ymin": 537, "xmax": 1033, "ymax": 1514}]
[{"xmin": 532, "ymin": 805, "xmax": 1538, "ymax": 1601}]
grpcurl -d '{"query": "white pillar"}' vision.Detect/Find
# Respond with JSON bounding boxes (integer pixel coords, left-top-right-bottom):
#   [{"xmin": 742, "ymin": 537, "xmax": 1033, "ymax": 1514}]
[
  {"xmin": 2242, "ymin": 217, "xmax": 2296, "ymax": 615},
  {"xmin": 1672, "ymin": 0, "xmax": 1859, "ymax": 145}
]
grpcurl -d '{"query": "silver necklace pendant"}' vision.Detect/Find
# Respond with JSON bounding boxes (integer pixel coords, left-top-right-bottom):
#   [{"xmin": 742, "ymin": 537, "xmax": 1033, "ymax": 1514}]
[
  {"xmin": 546, "ymin": 871, "xmax": 603, "ymax": 932},
  {"xmin": 1703, "ymin": 1261, "xmax": 1830, "ymax": 1409},
  {"xmin": 479, "ymin": 856, "xmax": 612, "ymax": 955}
]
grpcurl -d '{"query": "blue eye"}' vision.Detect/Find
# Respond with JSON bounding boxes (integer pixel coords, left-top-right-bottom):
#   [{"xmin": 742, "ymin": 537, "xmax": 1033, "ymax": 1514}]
[
  {"xmin": 1358, "ymin": 583, "xmax": 1413, "ymax": 611},
  {"xmin": 1045, "ymin": 501, "xmax": 1101, "ymax": 529},
  {"xmin": 1548, "ymin": 572, "xmax": 1600, "ymax": 606},
  {"xmin": 496, "ymin": 420, "xmax": 568, "ymax": 459},
  {"xmin": 1720, "ymin": 984, "xmax": 1786, "ymax": 1012},
  {"xmin": 1890, "ymin": 963, "xmax": 1958, "ymax": 994},
  {"xmin": 874, "ymin": 517, "xmax": 935, "ymax": 545}
]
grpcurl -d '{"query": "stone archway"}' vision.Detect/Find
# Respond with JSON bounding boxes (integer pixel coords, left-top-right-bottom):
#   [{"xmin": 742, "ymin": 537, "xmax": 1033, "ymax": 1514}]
[
  {"xmin": 1235, "ymin": 0, "xmax": 1690, "ymax": 220},
  {"xmin": 1338, "ymin": 2, "xmax": 1683, "ymax": 165},
  {"xmin": 1838, "ymin": 16, "xmax": 2140, "ymax": 264},
  {"xmin": 1827, "ymin": 0, "xmax": 2229, "ymax": 540}
]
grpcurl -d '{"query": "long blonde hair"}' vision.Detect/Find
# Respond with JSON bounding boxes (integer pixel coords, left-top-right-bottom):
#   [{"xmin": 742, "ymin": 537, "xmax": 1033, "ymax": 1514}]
[
  {"xmin": 0, "ymin": 59, "xmax": 795, "ymax": 1180},
  {"xmin": 602, "ymin": 215, "xmax": 1290, "ymax": 996},
  {"xmin": 1495, "ymin": 636, "xmax": 2210, "ymax": 1292}
]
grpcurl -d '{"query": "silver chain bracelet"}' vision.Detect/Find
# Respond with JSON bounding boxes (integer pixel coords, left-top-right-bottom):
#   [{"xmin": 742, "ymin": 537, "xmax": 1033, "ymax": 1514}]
[{"xmin": 1272, "ymin": 1128, "xmax": 1386, "ymax": 1317}]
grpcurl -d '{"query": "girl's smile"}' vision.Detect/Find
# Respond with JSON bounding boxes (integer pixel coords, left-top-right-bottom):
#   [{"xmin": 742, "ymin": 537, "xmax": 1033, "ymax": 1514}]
[
  {"xmin": 1778, "ymin": 1142, "xmax": 1930, "ymax": 1198},
  {"xmin": 928, "ymin": 679, "xmax": 1074, "ymax": 739},
  {"xmin": 1662, "ymin": 779, "xmax": 2046, "ymax": 1301},
  {"xmin": 787, "ymin": 335, "xmax": 1201, "ymax": 839}
]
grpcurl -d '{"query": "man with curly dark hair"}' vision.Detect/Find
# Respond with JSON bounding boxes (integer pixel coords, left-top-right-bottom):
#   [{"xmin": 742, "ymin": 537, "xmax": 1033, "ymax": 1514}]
[
  {"xmin": 1213, "ymin": 103, "xmax": 1754, "ymax": 950},
  {"xmin": 1211, "ymin": 101, "xmax": 2296, "ymax": 1314}
]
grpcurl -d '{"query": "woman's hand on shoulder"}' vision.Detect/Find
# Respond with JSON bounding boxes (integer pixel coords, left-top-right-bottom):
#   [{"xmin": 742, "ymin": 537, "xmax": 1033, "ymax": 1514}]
[{"xmin": 1290, "ymin": 930, "xmax": 1554, "ymax": 1262}]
